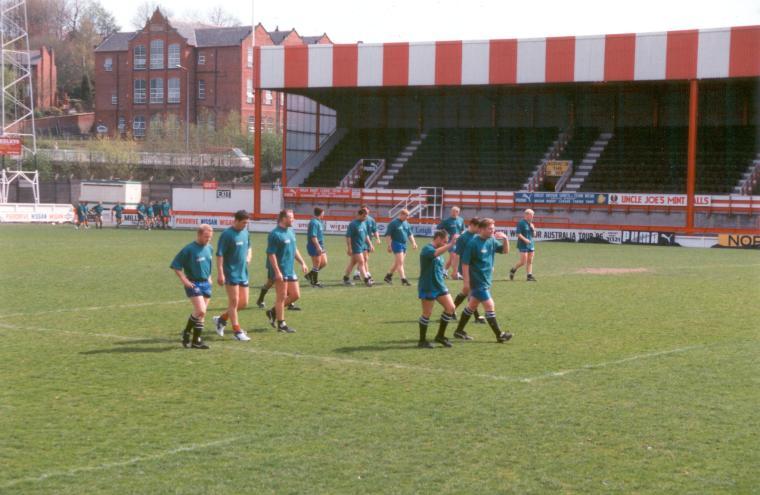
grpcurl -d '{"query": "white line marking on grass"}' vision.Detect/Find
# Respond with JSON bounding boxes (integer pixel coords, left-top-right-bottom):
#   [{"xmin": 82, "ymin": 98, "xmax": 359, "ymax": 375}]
[
  {"xmin": 0, "ymin": 300, "xmax": 188, "ymax": 319},
  {"xmin": 1, "ymin": 435, "xmax": 244, "ymax": 489},
  {"xmin": 0, "ymin": 322, "xmax": 704, "ymax": 384}
]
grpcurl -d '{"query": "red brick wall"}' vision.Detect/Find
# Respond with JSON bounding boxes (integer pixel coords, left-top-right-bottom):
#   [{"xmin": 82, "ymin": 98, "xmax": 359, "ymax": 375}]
[{"xmin": 32, "ymin": 46, "xmax": 57, "ymax": 109}]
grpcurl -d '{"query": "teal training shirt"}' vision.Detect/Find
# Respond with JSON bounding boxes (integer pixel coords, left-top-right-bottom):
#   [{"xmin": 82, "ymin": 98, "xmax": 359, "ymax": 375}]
[
  {"xmin": 516, "ymin": 219, "xmax": 534, "ymax": 250},
  {"xmin": 365, "ymin": 215, "xmax": 378, "ymax": 239},
  {"xmin": 418, "ymin": 243, "xmax": 447, "ymax": 294},
  {"xmin": 93, "ymin": 204, "xmax": 103, "ymax": 215},
  {"xmin": 307, "ymin": 218, "xmax": 324, "ymax": 244},
  {"xmin": 346, "ymin": 219, "xmax": 368, "ymax": 252},
  {"xmin": 161, "ymin": 201, "xmax": 171, "ymax": 216},
  {"xmin": 171, "ymin": 241, "xmax": 213, "ymax": 281},
  {"xmin": 456, "ymin": 230, "xmax": 475, "ymax": 270},
  {"xmin": 386, "ymin": 218, "xmax": 412, "ymax": 244},
  {"xmin": 266, "ymin": 226, "xmax": 297, "ymax": 277},
  {"xmin": 217, "ymin": 226, "xmax": 250, "ymax": 283},
  {"xmin": 112, "ymin": 205, "xmax": 124, "ymax": 217},
  {"xmin": 461, "ymin": 236, "xmax": 505, "ymax": 290},
  {"xmin": 437, "ymin": 216, "xmax": 465, "ymax": 237},
  {"xmin": 137, "ymin": 203, "xmax": 145, "ymax": 214}
]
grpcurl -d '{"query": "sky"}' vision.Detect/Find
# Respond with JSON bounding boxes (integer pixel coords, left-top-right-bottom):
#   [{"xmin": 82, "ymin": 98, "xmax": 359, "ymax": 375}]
[{"xmin": 102, "ymin": 0, "xmax": 760, "ymax": 43}]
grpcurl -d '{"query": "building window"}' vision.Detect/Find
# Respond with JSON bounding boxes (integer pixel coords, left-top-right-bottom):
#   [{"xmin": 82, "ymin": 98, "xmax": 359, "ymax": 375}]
[
  {"xmin": 150, "ymin": 78, "xmax": 163, "ymax": 104},
  {"xmin": 167, "ymin": 77, "xmax": 180, "ymax": 103},
  {"xmin": 117, "ymin": 116, "xmax": 126, "ymax": 133},
  {"xmin": 197, "ymin": 54, "xmax": 205, "ymax": 65},
  {"xmin": 134, "ymin": 79, "xmax": 146, "ymax": 104},
  {"xmin": 134, "ymin": 45, "xmax": 146, "ymax": 70},
  {"xmin": 247, "ymin": 47, "xmax": 253, "ymax": 68},
  {"xmin": 150, "ymin": 39, "xmax": 164, "ymax": 69},
  {"xmin": 198, "ymin": 80, "xmax": 205, "ymax": 99},
  {"xmin": 111, "ymin": 93, "xmax": 117, "ymax": 105},
  {"xmin": 133, "ymin": 116, "xmax": 146, "ymax": 137},
  {"xmin": 168, "ymin": 43, "xmax": 180, "ymax": 68},
  {"xmin": 104, "ymin": 57, "xmax": 113, "ymax": 71},
  {"xmin": 247, "ymin": 115, "xmax": 254, "ymax": 133},
  {"xmin": 265, "ymin": 90, "xmax": 272, "ymax": 105},
  {"xmin": 246, "ymin": 79, "xmax": 253, "ymax": 104}
]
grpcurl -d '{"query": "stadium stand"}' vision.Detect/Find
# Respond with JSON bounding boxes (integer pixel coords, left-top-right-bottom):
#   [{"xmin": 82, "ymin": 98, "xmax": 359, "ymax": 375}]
[
  {"xmin": 557, "ymin": 128, "xmax": 600, "ymax": 169},
  {"xmin": 302, "ymin": 128, "xmax": 416, "ymax": 187},
  {"xmin": 389, "ymin": 127, "xmax": 558, "ymax": 190},
  {"xmin": 580, "ymin": 126, "xmax": 759, "ymax": 194}
]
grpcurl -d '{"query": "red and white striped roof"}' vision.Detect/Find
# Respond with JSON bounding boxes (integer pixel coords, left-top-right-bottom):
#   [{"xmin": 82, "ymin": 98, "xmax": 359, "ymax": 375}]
[{"xmin": 255, "ymin": 25, "xmax": 759, "ymax": 89}]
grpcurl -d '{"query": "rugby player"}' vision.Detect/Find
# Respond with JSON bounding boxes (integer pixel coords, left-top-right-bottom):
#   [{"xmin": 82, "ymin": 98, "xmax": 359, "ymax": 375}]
[
  {"xmin": 509, "ymin": 209, "xmax": 537, "ymax": 282},
  {"xmin": 306, "ymin": 207, "xmax": 327, "ymax": 288},
  {"xmin": 417, "ymin": 230, "xmax": 458, "ymax": 348},
  {"xmin": 343, "ymin": 207, "xmax": 373, "ymax": 286},
  {"xmin": 112, "ymin": 202, "xmax": 124, "ymax": 228},
  {"xmin": 452, "ymin": 217, "xmax": 487, "ymax": 326},
  {"xmin": 92, "ymin": 201, "xmax": 104, "ymax": 229},
  {"xmin": 437, "ymin": 206, "xmax": 465, "ymax": 278},
  {"xmin": 383, "ymin": 209, "xmax": 417, "ymax": 286},
  {"xmin": 212, "ymin": 210, "xmax": 252, "ymax": 342}
]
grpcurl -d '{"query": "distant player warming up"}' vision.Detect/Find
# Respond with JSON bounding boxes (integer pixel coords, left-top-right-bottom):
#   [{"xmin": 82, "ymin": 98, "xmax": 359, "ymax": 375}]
[
  {"xmin": 354, "ymin": 206, "xmax": 380, "ymax": 281},
  {"xmin": 265, "ymin": 209, "xmax": 308, "ymax": 333},
  {"xmin": 417, "ymin": 230, "xmax": 458, "ymax": 348},
  {"xmin": 509, "ymin": 209, "xmax": 537, "ymax": 282},
  {"xmin": 452, "ymin": 218, "xmax": 513, "ymax": 343},
  {"xmin": 213, "ymin": 210, "xmax": 252, "ymax": 342},
  {"xmin": 92, "ymin": 201, "xmax": 104, "ymax": 229},
  {"xmin": 170, "ymin": 224, "xmax": 214, "ymax": 349},
  {"xmin": 383, "ymin": 208, "xmax": 417, "ymax": 286},
  {"xmin": 437, "ymin": 206, "xmax": 465, "ymax": 278},
  {"xmin": 112, "ymin": 202, "xmax": 124, "ymax": 228},
  {"xmin": 343, "ymin": 207, "xmax": 373, "ymax": 287},
  {"xmin": 306, "ymin": 207, "xmax": 327, "ymax": 288}
]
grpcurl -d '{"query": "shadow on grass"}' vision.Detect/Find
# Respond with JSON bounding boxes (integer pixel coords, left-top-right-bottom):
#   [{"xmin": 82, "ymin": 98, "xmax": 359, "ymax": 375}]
[
  {"xmin": 80, "ymin": 346, "xmax": 176, "ymax": 355},
  {"xmin": 112, "ymin": 338, "xmax": 177, "ymax": 345},
  {"xmin": 334, "ymin": 340, "xmax": 419, "ymax": 353}
]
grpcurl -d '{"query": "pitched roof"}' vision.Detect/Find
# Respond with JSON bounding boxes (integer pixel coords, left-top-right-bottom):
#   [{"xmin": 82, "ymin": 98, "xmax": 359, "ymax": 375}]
[
  {"xmin": 196, "ymin": 26, "xmax": 253, "ymax": 47},
  {"xmin": 268, "ymin": 27, "xmax": 294, "ymax": 45},
  {"xmin": 302, "ymin": 35, "xmax": 324, "ymax": 44},
  {"xmin": 94, "ymin": 32, "xmax": 135, "ymax": 52}
]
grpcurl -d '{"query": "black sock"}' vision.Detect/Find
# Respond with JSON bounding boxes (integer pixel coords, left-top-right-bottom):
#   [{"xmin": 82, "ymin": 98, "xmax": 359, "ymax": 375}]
[
  {"xmin": 386, "ymin": 273, "xmax": 392, "ymax": 279},
  {"xmin": 257, "ymin": 287, "xmax": 269, "ymax": 304},
  {"xmin": 453, "ymin": 293, "xmax": 466, "ymax": 308},
  {"xmin": 485, "ymin": 311, "xmax": 501, "ymax": 337},
  {"xmin": 184, "ymin": 315, "xmax": 195, "ymax": 333},
  {"xmin": 311, "ymin": 268, "xmax": 319, "ymax": 282},
  {"xmin": 437, "ymin": 312, "xmax": 455, "ymax": 339},
  {"xmin": 474, "ymin": 309, "xmax": 481, "ymax": 320},
  {"xmin": 192, "ymin": 317, "xmax": 204, "ymax": 344},
  {"xmin": 455, "ymin": 307, "xmax": 473, "ymax": 333},
  {"xmin": 418, "ymin": 316, "xmax": 429, "ymax": 342},
  {"xmin": 277, "ymin": 319, "xmax": 286, "ymax": 328}
]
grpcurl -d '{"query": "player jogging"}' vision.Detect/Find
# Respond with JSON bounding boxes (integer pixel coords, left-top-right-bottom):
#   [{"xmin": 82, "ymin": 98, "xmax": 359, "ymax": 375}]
[
  {"xmin": 509, "ymin": 209, "xmax": 537, "ymax": 282},
  {"xmin": 212, "ymin": 210, "xmax": 252, "ymax": 342},
  {"xmin": 417, "ymin": 230, "xmax": 458, "ymax": 348},
  {"xmin": 92, "ymin": 201, "xmax": 104, "ymax": 229},
  {"xmin": 112, "ymin": 202, "xmax": 124, "ymax": 228},
  {"xmin": 145, "ymin": 201, "xmax": 155, "ymax": 230},
  {"xmin": 306, "ymin": 207, "xmax": 327, "ymax": 288},
  {"xmin": 452, "ymin": 218, "xmax": 513, "ymax": 343},
  {"xmin": 161, "ymin": 199, "xmax": 172, "ymax": 229},
  {"xmin": 343, "ymin": 207, "xmax": 373, "ymax": 286},
  {"xmin": 437, "ymin": 206, "xmax": 465, "ymax": 278},
  {"xmin": 452, "ymin": 217, "xmax": 487, "ymax": 325},
  {"xmin": 265, "ymin": 209, "xmax": 308, "ymax": 333},
  {"xmin": 136, "ymin": 201, "xmax": 147, "ymax": 229},
  {"xmin": 170, "ymin": 224, "xmax": 214, "ymax": 349},
  {"xmin": 354, "ymin": 206, "xmax": 380, "ymax": 281},
  {"xmin": 383, "ymin": 209, "xmax": 417, "ymax": 286}
]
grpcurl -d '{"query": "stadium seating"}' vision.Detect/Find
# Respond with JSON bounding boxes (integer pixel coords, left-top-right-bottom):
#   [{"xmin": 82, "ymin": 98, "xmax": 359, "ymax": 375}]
[
  {"xmin": 303, "ymin": 128, "xmax": 417, "ymax": 187},
  {"xmin": 389, "ymin": 127, "xmax": 558, "ymax": 190},
  {"xmin": 557, "ymin": 127, "xmax": 600, "ymax": 167},
  {"xmin": 580, "ymin": 126, "xmax": 759, "ymax": 194}
]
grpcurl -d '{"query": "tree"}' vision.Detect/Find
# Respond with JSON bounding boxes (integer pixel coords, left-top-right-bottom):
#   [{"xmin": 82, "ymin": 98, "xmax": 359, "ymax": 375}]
[
  {"xmin": 79, "ymin": 74, "xmax": 92, "ymax": 105},
  {"xmin": 205, "ymin": 6, "xmax": 241, "ymax": 27},
  {"xmin": 131, "ymin": 1, "xmax": 173, "ymax": 30}
]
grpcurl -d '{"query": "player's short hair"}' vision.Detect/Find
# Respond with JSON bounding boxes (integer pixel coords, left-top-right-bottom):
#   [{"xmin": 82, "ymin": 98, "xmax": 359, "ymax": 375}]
[
  {"xmin": 314, "ymin": 207, "xmax": 324, "ymax": 216},
  {"xmin": 234, "ymin": 210, "xmax": 249, "ymax": 221},
  {"xmin": 433, "ymin": 229, "xmax": 448, "ymax": 240},
  {"xmin": 478, "ymin": 218, "xmax": 495, "ymax": 228},
  {"xmin": 278, "ymin": 209, "xmax": 293, "ymax": 222},
  {"xmin": 451, "ymin": 206, "xmax": 460, "ymax": 213},
  {"xmin": 360, "ymin": 204, "xmax": 370, "ymax": 211},
  {"xmin": 468, "ymin": 217, "xmax": 480, "ymax": 226},
  {"xmin": 525, "ymin": 209, "xmax": 534, "ymax": 216},
  {"xmin": 197, "ymin": 224, "xmax": 213, "ymax": 234},
  {"xmin": 358, "ymin": 207, "xmax": 368, "ymax": 216},
  {"xmin": 399, "ymin": 209, "xmax": 409, "ymax": 216}
]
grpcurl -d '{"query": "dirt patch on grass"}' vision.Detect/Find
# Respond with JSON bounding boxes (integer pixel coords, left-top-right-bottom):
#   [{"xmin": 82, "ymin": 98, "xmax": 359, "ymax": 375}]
[{"xmin": 576, "ymin": 268, "xmax": 650, "ymax": 275}]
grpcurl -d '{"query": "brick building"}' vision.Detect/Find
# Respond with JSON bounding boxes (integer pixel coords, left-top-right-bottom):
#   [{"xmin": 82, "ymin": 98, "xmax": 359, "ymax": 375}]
[
  {"xmin": 29, "ymin": 46, "xmax": 57, "ymax": 109},
  {"xmin": 93, "ymin": 8, "xmax": 331, "ymax": 138}
]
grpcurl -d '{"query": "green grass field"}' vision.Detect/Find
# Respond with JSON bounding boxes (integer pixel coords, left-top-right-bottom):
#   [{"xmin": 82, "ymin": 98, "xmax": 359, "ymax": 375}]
[{"xmin": 1, "ymin": 224, "xmax": 758, "ymax": 494}]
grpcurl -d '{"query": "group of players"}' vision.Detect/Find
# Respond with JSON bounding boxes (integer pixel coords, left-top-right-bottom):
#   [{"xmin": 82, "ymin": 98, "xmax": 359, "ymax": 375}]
[
  {"xmin": 73, "ymin": 199, "xmax": 172, "ymax": 230},
  {"xmin": 170, "ymin": 205, "xmax": 537, "ymax": 350}
]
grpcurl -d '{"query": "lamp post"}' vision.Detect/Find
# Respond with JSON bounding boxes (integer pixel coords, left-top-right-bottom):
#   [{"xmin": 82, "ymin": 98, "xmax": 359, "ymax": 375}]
[{"xmin": 176, "ymin": 64, "xmax": 190, "ymax": 154}]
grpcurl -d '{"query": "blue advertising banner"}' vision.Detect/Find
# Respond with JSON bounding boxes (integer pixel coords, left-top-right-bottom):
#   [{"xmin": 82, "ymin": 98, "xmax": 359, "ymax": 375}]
[{"xmin": 515, "ymin": 192, "xmax": 608, "ymax": 205}]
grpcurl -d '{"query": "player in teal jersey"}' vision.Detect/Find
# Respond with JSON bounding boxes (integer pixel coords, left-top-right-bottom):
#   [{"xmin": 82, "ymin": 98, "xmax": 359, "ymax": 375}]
[
  {"xmin": 161, "ymin": 199, "xmax": 172, "ymax": 229},
  {"xmin": 74, "ymin": 202, "xmax": 89, "ymax": 229},
  {"xmin": 212, "ymin": 210, "xmax": 252, "ymax": 342},
  {"xmin": 265, "ymin": 209, "xmax": 308, "ymax": 333},
  {"xmin": 452, "ymin": 218, "xmax": 513, "ymax": 343},
  {"xmin": 306, "ymin": 207, "xmax": 327, "ymax": 288},
  {"xmin": 135, "ymin": 201, "xmax": 146, "ymax": 229},
  {"xmin": 417, "ymin": 230, "xmax": 458, "ymax": 348},
  {"xmin": 437, "ymin": 206, "xmax": 465, "ymax": 278},
  {"xmin": 91, "ymin": 201, "xmax": 104, "ymax": 229},
  {"xmin": 383, "ymin": 209, "xmax": 417, "ymax": 286},
  {"xmin": 170, "ymin": 224, "xmax": 214, "ymax": 349},
  {"xmin": 112, "ymin": 202, "xmax": 124, "ymax": 228},
  {"xmin": 343, "ymin": 207, "xmax": 374, "ymax": 286},
  {"xmin": 452, "ymin": 217, "xmax": 486, "ymax": 325},
  {"xmin": 354, "ymin": 205, "xmax": 380, "ymax": 281},
  {"xmin": 509, "ymin": 209, "xmax": 537, "ymax": 282},
  {"xmin": 145, "ymin": 201, "xmax": 155, "ymax": 230}
]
